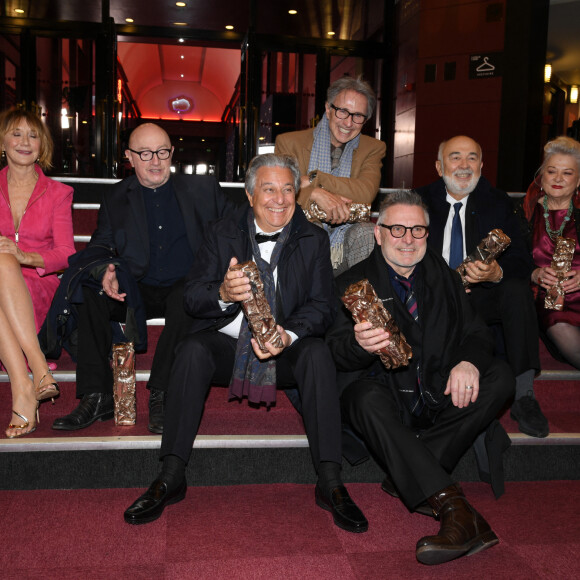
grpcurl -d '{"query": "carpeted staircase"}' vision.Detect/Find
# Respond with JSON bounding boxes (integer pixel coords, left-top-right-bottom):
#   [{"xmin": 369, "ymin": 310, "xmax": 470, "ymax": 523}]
[{"xmin": 1, "ymin": 183, "xmax": 579, "ymax": 492}]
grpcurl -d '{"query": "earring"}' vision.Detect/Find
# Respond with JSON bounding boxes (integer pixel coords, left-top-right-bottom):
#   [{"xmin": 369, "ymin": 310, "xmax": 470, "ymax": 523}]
[{"xmin": 1, "ymin": 150, "xmax": 5, "ymax": 159}]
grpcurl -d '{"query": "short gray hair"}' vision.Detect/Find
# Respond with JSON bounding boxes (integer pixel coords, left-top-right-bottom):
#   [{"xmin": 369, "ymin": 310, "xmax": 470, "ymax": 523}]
[
  {"xmin": 326, "ymin": 76, "xmax": 377, "ymax": 118},
  {"xmin": 378, "ymin": 189, "xmax": 430, "ymax": 226},
  {"xmin": 540, "ymin": 136, "xmax": 580, "ymax": 175},
  {"xmin": 245, "ymin": 153, "xmax": 301, "ymax": 196}
]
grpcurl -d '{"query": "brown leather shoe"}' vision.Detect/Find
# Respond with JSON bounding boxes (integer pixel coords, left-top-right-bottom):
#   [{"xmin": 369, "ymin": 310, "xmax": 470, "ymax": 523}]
[{"xmin": 416, "ymin": 484, "xmax": 499, "ymax": 565}]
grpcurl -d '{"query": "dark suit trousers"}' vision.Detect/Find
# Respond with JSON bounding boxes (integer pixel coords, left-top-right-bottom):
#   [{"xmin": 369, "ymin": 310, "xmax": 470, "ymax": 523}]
[
  {"xmin": 469, "ymin": 278, "xmax": 540, "ymax": 375},
  {"xmin": 160, "ymin": 331, "xmax": 343, "ymax": 469},
  {"xmin": 76, "ymin": 279, "xmax": 191, "ymax": 395},
  {"xmin": 341, "ymin": 359, "xmax": 514, "ymax": 509}
]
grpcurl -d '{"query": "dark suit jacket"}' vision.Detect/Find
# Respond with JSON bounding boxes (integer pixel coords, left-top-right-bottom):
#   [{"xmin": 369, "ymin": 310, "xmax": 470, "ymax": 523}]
[
  {"xmin": 327, "ymin": 247, "xmax": 494, "ymax": 414},
  {"xmin": 416, "ymin": 176, "xmax": 534, "ymax": 282},
  {"xmin": 89, "ymin": 174, "xmax": 237, "ymax": 281},
  {"xmin": 183, "ymin": 205, "xmax": 336, "ymax": 339}
]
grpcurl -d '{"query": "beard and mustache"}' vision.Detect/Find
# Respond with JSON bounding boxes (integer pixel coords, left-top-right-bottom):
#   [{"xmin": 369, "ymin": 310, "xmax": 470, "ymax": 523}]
[{"xmin": 442, "ymin": 168, "xmax": 480, "ymax": 195}]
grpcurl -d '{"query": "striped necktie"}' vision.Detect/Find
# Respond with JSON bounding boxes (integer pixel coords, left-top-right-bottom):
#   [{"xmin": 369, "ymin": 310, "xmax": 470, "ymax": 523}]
[{"xmin": 395, "ymin": 276, "xmax": 423, "ymax": 415}]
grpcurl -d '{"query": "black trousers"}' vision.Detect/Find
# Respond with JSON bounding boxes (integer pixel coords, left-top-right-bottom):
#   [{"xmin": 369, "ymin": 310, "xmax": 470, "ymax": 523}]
[
  {"xmin": 341, "ymin": 359, "xmax": 514, "ymax": 509},
  {"xmin": 160, "ymin": 331, "xmax": 343, "ymax": 470},
  {"xmin": 75, "ymin": 279, "xmax": 191, "ymax": 395},
  {"xmin": 469, "ymin": 278, "xmax": 540, "ymax": 375}
]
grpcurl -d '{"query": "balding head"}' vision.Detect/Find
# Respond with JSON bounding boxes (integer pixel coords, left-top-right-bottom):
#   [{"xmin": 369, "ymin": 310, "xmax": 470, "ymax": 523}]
[
  {"xmin": 435, "ymin": 135, "xmax": 483, "ymax": 199},
  {"xmin": 126, "ymin": 123, "xmax": 174, "ymax": 189}
]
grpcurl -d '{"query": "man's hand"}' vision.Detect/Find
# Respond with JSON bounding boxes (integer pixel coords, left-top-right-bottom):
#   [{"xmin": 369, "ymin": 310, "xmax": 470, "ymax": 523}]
[
  {"xmin": 310, "ymin": 188, "xmax": 352, "ymax": 224},
  {"xmin": 354, "ymin": 321, "xmax": 390, "ymax": 354},
  {"xmin": 444, "ymin": 361, "xmax": 480, "ymax": 408},
  {"xmin": 102, "ymin": 264, "xmax": 127, "ymax": 302},
  {"xmin": 251, "ymin": 325, "xmax": 291, "ymax": 360},
  {"xmin": 219, "ymin": 257, "xmax": 252, "ymax": 303},
  {"xmin": 463, "ymin": 259, "xmax": 502, "ymax": 285}
]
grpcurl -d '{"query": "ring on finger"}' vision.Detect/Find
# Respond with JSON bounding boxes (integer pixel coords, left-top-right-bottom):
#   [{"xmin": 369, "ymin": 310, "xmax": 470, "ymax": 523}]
[{"xmin": 465, "ymin": 385, "xmax": 473, "ymax": 391}]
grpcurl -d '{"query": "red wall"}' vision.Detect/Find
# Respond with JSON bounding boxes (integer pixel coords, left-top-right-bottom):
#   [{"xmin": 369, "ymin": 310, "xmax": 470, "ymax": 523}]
[{"xmin": 393, "ymin": 0, "xmax": 507, "ymax": 189}]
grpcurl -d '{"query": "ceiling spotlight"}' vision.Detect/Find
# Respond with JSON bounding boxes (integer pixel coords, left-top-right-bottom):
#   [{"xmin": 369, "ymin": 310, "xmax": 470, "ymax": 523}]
[
  {"xmin": 14, "ymin": 8, "xmax": 24, "ymax": 14},
  {"xmin": 288, "ymin": 10, "xmax": 297, "ymax": 15},
  {"xmin": 225, "ymin": 25, "xmax": 234, "ymax": 30},
  {"xmin": 176, "ymin": 2, "xmax": 186, "ymax": 6},
  {"xmin": 180, "ymin": 74, "xmax": 184, "ymax": 78},
  {"xmin": 327, "ymin": 31, "xmax": 335, "ymax": 36},
  {"xmin": 174, "ymin": 22, "xmax": 188, "ymax": 26},
  {"xmin": 180, "ymin": 55, "xmax": 184, "ymax": 59},
  {"xmin": 126, "ymin": 18, "xmax": 134, "ymax": 23},
  {"xmin": 179, "ymin": 38, "xmax": 185, "ymax": 43}
]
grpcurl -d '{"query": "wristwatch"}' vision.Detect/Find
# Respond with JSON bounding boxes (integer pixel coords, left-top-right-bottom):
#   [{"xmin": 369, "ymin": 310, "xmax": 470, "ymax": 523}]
[{"xmin": 308, "ymin": 171, "xmax": 317, "ymax": 184}]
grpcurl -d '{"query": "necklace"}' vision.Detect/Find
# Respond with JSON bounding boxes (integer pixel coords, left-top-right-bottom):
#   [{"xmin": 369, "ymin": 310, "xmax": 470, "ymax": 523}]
[{"xmin": 543, "ymin": 195, "xmax": 573, "ymax": 240}]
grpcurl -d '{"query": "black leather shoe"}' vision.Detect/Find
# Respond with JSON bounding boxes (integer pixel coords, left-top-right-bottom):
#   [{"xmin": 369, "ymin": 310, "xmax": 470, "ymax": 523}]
[
  {"xmin": 124, "ymin": 477, "xmax": 187, "ymax": 525},
  {"xmin": 315, "ymin": 484, "xmax": 368, "ymax": 533},
  {"xmin": 52, "ymin": 393, "xmax": 114, "ymax": 431},
  {"xmin": 148, "ymin": 388, "xmax": 165, "ymax": 434},
  {"xmin": 380, "ymin": 475, "xmax": 436, "ymax": 519}
]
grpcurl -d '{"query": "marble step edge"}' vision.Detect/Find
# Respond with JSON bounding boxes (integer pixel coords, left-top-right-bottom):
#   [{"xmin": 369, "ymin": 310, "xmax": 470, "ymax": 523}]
[
  {"xmin": 2, "ymin": 369, "xmax": 580, "ymax": 383},
  {"xmin": 1, "ymin": 432, "xmax": 579, "ymax": 453}
]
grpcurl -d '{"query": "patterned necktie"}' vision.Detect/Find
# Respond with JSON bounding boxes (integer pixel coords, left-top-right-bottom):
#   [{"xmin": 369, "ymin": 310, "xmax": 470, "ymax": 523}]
[
  {"xmin": 396, "ymin": 276, "xmax": 423, "ymax": 415},
  {"xmin": 449, "ymin": 202, "xmax": 464, "ymax": 270}
]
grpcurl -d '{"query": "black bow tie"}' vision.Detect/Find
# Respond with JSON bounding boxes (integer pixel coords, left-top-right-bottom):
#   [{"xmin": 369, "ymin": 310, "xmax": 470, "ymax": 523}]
[{"xmin": 255, "ymin": 232, "xmax": 280, "ymax": 244}]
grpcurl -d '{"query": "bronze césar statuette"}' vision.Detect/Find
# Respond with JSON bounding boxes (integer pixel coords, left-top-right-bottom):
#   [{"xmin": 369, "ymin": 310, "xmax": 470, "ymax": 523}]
[
  {"xmin": 303, "ymin": 200, "xmax": 371, "ymax": 224},
  {"xmin": 545, "ymin": 236, "xmax": 575, "ymax": 311},
  {"xmin": 230, "ymin": 260, "xmax": 284, "ymax": 352},
  {"xmin": 112, "ymin": 342, "xmax": 136, "ymax": 426},
  {"xmin": 456, "ymin": 228, "xmax": 511, "ymax": 287},
  {"xmin": 342, "ymin": 279, "xmax": 412, "ymax": 369}
]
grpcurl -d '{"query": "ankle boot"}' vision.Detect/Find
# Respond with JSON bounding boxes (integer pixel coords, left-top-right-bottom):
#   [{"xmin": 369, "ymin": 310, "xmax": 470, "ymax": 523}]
[{"xmin": 415, "ymin": 483, "xmax": 499, "ymax": 565}]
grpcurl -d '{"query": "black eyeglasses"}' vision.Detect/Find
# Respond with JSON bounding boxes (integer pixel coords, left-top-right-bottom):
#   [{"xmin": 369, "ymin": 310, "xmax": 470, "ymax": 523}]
[
  {"xmin": 379, "ymin": 224, "xmax": 429, "ymax": 239},
  {"xmin": 128, "ymin": 148, "xmax": 172, "ymax": 161},
  {"xmin": 329, "ymin": 104, "xmax": 367, "ymax": 124}
]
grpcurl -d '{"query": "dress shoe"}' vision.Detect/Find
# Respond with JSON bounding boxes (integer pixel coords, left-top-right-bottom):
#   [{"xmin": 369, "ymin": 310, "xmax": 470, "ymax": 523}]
[
  {"xmin": 124, "ymin": 476, "xmax": 187, "ymax": 525},
  {"xmin": 510, "ymin": 391, "xmax": 549, "ymax": 438},
  {"xmin": 416, "ymin": 484, "xmax": 499, "ymax": 565},
  {"xmin": 380, "ymin": 475, "xmax": 436, "ymax": 519},
  {"xmin": 315, "ymin": 484, "xmax": 368, "ymax": 533},
  {"xmin": 148, "ymin": 388, "xmax": 165, "ymax": 434},
  {"xmin": 52, "ymin": 393, "xmax": 114, "ymax": 431}
]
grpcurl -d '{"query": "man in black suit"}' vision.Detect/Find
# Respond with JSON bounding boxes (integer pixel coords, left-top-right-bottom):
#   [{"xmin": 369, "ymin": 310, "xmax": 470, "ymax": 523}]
[
  {"xmin": 327, "ymin": 190, "xmax": 513, "ymax": 564},
  {"xmin": 53, "ymin": 123, "xmax": 235, "ymax": 433},
  {"xmin": 416, "ymin": 135, "xmax": 548, "ymax": 438},
  {"xmin": 123, "ymin": 153, "xmax": 368, "ymax": 534}
]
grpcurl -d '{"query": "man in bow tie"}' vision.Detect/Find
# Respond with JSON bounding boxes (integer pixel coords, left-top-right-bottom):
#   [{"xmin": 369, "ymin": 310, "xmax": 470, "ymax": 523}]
[{"xmin": 124, "ymin": 153, "xmax": 368, "ymax": 533}]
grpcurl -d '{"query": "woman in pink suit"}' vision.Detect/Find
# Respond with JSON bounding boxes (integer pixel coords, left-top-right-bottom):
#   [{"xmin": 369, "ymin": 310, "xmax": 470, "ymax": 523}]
[{"xmin": 0, "ymin": 109, "xmax": 75, "ymax": 437}]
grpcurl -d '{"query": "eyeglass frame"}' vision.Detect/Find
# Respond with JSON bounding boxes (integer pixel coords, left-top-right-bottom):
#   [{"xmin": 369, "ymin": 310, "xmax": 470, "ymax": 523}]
[
  {"xmin": 378, "ymin": 223, "xmax": 429, "ymax": 239},
  {"xmin": 329, "ymin": 103, "xmax": 368, "ymax": 124},
  {"xmin": 127, "ymin": 147, "xmax": 173, "ymax": 161}
]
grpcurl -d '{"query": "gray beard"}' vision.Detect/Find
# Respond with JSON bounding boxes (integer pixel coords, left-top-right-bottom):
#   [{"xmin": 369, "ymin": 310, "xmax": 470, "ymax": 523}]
[{"xmin": 442, "ymin": 173, "xmax": 479, "ymax": 196}]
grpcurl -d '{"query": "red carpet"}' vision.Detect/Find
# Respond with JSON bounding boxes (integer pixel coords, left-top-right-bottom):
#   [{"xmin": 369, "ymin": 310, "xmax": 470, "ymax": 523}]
[{"xmin": 0, "ymin": 481, "xmax": 577, "ymax": 579}]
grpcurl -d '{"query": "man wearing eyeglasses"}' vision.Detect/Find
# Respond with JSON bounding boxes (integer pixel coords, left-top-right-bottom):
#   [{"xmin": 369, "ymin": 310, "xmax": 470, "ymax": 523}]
[
  {"xmin": 52, "ymin": 123, "xmax": 235, "ymax": 434},
  {"xmin": 275, "ymin": 76, "xmax": 386, "ymax": 274},
  {"xmin": 327, "ymin": 190, "xmax": 513, "ymax": 565}
]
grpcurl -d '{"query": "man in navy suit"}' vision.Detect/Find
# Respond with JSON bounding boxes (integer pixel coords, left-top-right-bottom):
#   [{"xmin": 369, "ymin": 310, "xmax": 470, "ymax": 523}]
[
  {"xmin": 416, "ymin": 135, "xmax": 547, "ymax": 438},
  {"xmin": 53, "ymin": 123, "xmax": 235, "ymax": 434},
  {"xmin": 123, "ymin": 154, "xmax": 368, "ymax": 534}
]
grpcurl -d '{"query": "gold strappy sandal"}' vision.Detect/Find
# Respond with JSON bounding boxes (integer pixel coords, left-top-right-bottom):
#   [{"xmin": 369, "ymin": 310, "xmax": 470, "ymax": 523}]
[
  {"xmin": 6, "ymin": 408, "xmax": 38, "ymax": 439},
  {"xmin": 35, "ymin": 372, "xmax": 59, "ymax": 403}
]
